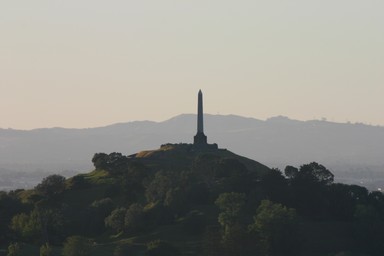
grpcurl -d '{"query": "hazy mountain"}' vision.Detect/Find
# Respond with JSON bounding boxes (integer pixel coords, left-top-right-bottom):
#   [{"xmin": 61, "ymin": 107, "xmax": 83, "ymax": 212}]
[{"xmin": 1, "ymin": 114, "xmax": 384, "ymax": 189}]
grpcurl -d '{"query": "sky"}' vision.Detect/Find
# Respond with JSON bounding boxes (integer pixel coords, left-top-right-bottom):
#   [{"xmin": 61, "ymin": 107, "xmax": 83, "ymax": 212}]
[{"xmin": 1, "ymin": 0, "xmax": 383, "ymax": 129}]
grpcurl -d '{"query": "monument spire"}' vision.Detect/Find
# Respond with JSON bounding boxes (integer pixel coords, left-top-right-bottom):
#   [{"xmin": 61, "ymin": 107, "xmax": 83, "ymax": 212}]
[
  {"xmin": 197, "ymin": 90, "xmax": 204, "ymax": 133},
  {"xmin": 193, "ymin": 90, "xmax": 218, "ymax": 150},
  {"xmin": 194, "ymin": 90, "xmax": 207, "ymax": 146}
]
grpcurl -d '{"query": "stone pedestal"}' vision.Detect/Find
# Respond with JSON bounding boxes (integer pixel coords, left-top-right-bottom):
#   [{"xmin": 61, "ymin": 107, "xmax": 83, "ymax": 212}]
[{"xmin": 194, "ymin": 132, "xmax": 207, "ymax": 145}]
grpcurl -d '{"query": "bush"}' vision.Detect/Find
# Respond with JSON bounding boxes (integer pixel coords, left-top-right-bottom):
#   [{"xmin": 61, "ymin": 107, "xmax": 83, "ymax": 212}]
[
  {"xmin": 62, "ymin": 236, "xmax": 92, "ymax": 256},
  {"xmin": 7, "ymin": 242, "xmax": 20, "ymax": 256}
]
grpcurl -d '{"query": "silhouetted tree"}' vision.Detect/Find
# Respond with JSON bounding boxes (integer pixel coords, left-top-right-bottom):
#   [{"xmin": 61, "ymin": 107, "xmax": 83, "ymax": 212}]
[
  {"xmin": 298, "ymin": 162, "xmax": 334, "ymax": 185},
  {"xmin": 286, "ymin": 162, "xmax": 334, "ymax": 218},
  {"xmin": 92, "ymin": 152, "xmax": 128, "ymax": 174},
  {"xmin": 260, "ymin": 168, "xmax": 289, "ymax": 204},
  {"xmin": 92, "ymin": 153, "xmax": 108, "ymax": 170},
  {"xmin": 35, "ymin": 175, "xmax": 66, "ymax": 198}
]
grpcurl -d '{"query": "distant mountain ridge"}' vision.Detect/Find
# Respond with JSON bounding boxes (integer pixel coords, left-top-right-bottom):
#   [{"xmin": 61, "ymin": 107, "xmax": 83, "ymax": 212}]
[{"xmin": 1, "ymin": 114, "xmax": 384, "ymax": 189}]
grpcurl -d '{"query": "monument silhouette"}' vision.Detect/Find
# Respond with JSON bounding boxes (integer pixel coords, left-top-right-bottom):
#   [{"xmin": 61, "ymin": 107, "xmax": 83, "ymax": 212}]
[{"xmin": 193, "ymin": 90, "xmax": 218, "ymax": 150}]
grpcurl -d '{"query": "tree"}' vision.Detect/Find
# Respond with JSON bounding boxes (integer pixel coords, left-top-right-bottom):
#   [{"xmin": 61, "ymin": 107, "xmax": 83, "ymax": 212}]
[
  {"xmin": 215, "ymin": 192, "xmax": 246, "ymax": 246},
  {"xmin": 10, "ymin": 210, "xmax": 41, "ymax": 242},
  {"xmin": 40, "ymin": 243, "xmax": 52, "ymax": 256},
  {"xmin": 285, "ymin": 162, "xmax": 334, "ymax": 218},
  {"xmin": 7, "ymin": 242, "xmax": 20, "ymax": 256},
  {"xmin": 260, "ymin": 168, "xmax": 289, "ymax": 204},
  {"xmin": 105, "ymin": 208, "xmax": 126, "ymax": 233},
  {"xmin": 92, "ymin": 153, "xmax": 108, "ymax": 170},
  {"xmin": 124, "ymin": 203, "xmax": 144, "ymax": 232},
  {"xmin": 145, "ymin": 171, "xmax": 173, "ymax": 204},
  {"xmin": 353, "ymin": 204, "xmax": 384, "ymax": 255},
  {"xmin": 35, "ymin": 174, "xmax": 66, "ymax": 197},
  {"xmin": 284, "ymin": 166, "xmax": 298, "ymax": 179},
  {"xmin": 92, "ymin": 152, "xmax": 128, "ymax": 174},
  {"xmin": 11, "ymin": 206, "xmax": 64, "ymax": 244},
  {"xmin": 0, "ymin": 191, "xmax": 25, "ymax": 241},
  {"xmin": 249, "ymin": 200, "xmax": 299, "ymax": 256},
  {"xmin": 215, "ymin": 192, "xmax": 246, "ymax": 229},
  {"xmin": 62, "ymin": 236, "xmax": 92, "ymax": 256},
  {"xmin": 122, "ymin": 161, "xmax": 148, "ymax": 203},
  {"xmin": 298, "ymin": 162, "xmax": 334, "ymax": 185}
]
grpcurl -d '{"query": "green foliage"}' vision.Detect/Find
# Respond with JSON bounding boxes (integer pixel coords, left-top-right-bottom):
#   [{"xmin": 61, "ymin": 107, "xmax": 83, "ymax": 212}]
[
  {"xmin": 92, "ymin": 153, "xmax": 109, "ymax": 170},
  {"xmin": 7, "ymin": 242, "xmax": 21, "ymax": 256},
  {"xmin": 11, "ymin": 210, "xmax": 42, "ymax": 241},
  {"xmin": 0, "ymin": 191, "xmax": 26, "ymax": 240},
  {"xmin": 35, "ymin": 174, "xmax": 66, "ymax": 197},
  {"xmin": 105, "ymin": 208, "xmax": 126, "ymax": 233},
  {"xmin": 294, "ymin": 162, "xmax": 334, "ymax": 185},
  {"xmin": 124, "ymin": 203, "xmax": 144, "ymax": 232},
  {"xmin": 249, "ymin": 200, "xmax": 299, "ymax": 256},
  {"xmin": 92, "ymin": 152, "xmax": 128, "ymax": 174},
  {"xmin": 40, "ymin": 243, "xmax": 52, "ymax": 256},
  {"xmin": 62, "ymin": 236, "xmax": 92, "ymax": 256},
  {"xmin": 215, "ymin": 192, "xmax": 246, "ymax": 229},
  {"xmin": 145, "ymin": 171, "xmax": 173, "ymax": 204}
]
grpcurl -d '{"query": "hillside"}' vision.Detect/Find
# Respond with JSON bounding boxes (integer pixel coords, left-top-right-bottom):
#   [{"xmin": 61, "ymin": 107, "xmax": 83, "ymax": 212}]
[
  {"xmin": 2, "ymin": 144, "xmax": 384, "ymax": 256},
  {"xmin": 3, "ymin": 144, "xmax": 270, "ymax": 255}
]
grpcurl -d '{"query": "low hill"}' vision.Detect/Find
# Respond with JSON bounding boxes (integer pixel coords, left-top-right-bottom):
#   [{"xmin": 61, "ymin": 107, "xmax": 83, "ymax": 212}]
[
  {"xmin": 7, "ymin": 144, "xmax": 271, "ymax": 255},
  {"xmin": 4, "ymin": 144, "xmax": 384, "ymax": 256}
]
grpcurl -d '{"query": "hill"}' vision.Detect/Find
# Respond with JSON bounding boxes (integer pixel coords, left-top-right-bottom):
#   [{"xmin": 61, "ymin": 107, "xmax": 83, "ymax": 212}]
[
  {"xmin": 3, "ymin": 144, "xmax": 384, "ymax": 256},
  {"xmin": 3, "ymin": 144, "xmax": 271, "ymax": 255},
  {"xmin": 1, "ymin": 114, "xmax": 384, "ymax": 189}
]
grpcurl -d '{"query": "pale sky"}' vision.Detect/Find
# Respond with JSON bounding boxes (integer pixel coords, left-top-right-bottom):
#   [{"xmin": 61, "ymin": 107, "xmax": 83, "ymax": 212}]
[{"xmin": 1, "ymin": 1, "xmax": 383, "ymax": 129}]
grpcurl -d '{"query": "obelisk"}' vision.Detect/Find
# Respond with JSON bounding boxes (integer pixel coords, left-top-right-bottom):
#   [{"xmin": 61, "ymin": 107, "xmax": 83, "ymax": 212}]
[
  {"xmin": 194, "ymin": 90, "xmax": 208, "ymax": 145},
  {"xmin": 197, "ymin": 90, "xmax": 204, "ymax": 133}
]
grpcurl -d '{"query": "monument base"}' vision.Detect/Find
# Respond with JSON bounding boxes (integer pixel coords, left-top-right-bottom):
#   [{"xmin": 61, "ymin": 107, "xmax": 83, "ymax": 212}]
[
  {"xmin": 193, "ymin": 132, "xmax": 218, "ymax": 151},
  {"xmin": 194, "ymin": 132, "xmax": 207, "ymax": 145}
]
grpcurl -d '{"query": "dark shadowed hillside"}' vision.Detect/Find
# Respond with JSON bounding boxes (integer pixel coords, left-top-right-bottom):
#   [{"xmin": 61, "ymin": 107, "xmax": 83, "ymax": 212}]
[{"xmin": 3, "ymin": 144, "xmax": 384, "ymax": 256}]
